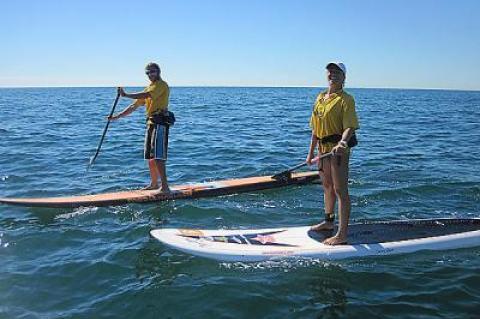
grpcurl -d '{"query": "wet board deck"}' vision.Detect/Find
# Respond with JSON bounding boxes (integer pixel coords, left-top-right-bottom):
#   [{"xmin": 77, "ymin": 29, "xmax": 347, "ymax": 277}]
[
  {"xmin": 0, "ymin": 171, "xmax": 319, "ymax": 208},
  {"xmin": 150, "ymin": 218, "xmax": 480, "ymax": 262}
]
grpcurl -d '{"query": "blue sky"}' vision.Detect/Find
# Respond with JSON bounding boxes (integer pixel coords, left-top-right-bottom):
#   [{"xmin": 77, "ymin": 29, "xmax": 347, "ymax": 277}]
[{"xmin": 1, "ymin": 0, "xmax": 479, "ymax": 90}]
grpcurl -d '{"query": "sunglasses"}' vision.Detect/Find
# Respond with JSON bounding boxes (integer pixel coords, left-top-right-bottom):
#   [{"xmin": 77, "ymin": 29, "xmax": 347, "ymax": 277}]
[{"xmin": 145, "ymin": 70, "xmax": 158, "ymax": 75}]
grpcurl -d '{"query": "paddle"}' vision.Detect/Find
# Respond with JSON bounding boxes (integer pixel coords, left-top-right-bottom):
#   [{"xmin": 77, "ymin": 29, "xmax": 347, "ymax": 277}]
[
  {"xmin": 272, "ymin": 151, "xmax": 333, "ymax": 180},
  {"xmin": 87, "ymin": 93, "xmax": 121, "ymax": 171}
]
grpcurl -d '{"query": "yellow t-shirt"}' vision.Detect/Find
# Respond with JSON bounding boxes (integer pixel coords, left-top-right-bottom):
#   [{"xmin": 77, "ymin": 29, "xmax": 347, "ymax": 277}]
[
  {"xmin": 309, "ymin": 90, "xmax": 359, "ymax": 153},
  {"xmin": 134, "ymin": 79, "xmax": 170, "ymax": 117}
]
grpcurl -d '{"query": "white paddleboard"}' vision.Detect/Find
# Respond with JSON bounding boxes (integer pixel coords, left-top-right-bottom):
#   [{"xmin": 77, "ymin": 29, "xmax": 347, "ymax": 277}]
[{"xmin": 150, "ymin": 218, "xmax": 480, "ymax": 262}]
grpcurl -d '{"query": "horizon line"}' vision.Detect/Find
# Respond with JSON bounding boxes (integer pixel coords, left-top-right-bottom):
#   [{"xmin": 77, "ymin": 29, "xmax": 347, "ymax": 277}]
[{"xmin": 0, "ymin": 85, "xmax": 479, "ymax": 92}]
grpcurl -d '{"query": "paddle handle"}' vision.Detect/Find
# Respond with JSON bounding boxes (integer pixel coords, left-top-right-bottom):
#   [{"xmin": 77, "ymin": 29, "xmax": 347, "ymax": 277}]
[
  {"xmin": 311, "ymin": 151, "xmax": 334, "ymax": 164},
  {"xmin": 87, "ymin": 93, "xmax": 121, "ymax": 170},
  {"xmin": 295, "ymin": 152, "xmax": 334, "ymax": 171}
]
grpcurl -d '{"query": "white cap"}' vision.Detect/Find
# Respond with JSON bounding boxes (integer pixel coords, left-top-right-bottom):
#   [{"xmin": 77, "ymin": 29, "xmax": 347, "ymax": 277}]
[{"xmin": 326, "ymin": 62, "xmax": 347, "ymax": 75}]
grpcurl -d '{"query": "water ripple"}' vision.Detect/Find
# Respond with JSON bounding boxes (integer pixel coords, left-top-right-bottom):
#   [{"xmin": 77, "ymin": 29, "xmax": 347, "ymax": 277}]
[{"xmin": 0, "ymin": 87, "xmax": 479, "ymax": 318}]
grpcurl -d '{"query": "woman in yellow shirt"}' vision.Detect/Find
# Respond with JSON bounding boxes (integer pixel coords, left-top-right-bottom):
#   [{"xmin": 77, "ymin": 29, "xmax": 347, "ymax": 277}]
[{"xmin": 306, "ymin": 62, "xmax": 359, "ymax": 245}]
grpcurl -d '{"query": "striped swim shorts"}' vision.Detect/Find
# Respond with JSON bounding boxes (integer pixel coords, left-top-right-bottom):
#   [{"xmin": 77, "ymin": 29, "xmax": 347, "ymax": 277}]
[{"xmin": 144, "ymin": 123, "xmax": 169, "ymax": 160}]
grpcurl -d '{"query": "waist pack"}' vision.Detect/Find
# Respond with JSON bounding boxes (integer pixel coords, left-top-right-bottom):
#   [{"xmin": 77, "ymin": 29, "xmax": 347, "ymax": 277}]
[
  {"xmin": 319, "ymin": 133, "xmax": 358, "ymax": 148},
  {"xmin": 148, "ymin": 111, "xmax": 176, "ymax": 126}
]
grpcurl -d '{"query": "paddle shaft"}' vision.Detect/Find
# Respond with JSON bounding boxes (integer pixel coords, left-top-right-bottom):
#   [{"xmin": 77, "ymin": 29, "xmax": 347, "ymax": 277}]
[
  {"xmin": 283, "ymin": 161, "xmax": 309, "ymax": 173},
  {"xmin": 87, "ymin": 93, "xmax": 121, "ymax": 170},
  {"xmin": 272, "ymin": 151, "xmax": 333, "ymax": 179}
]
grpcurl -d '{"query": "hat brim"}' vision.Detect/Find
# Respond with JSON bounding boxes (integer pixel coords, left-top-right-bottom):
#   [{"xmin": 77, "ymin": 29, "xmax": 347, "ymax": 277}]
[{"xmin": 326, "ymin": 63, "xmax": 344, "ymax": 73}]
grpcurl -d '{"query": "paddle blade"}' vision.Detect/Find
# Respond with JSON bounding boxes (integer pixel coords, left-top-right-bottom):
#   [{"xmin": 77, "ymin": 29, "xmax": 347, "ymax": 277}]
[
  {"xmin": 272, "ymin": 162, "xmax": 307, "ymax": 181},
  {"xmin": 86, "ymin": 155, "xmax": 96, "ymax": 172}
]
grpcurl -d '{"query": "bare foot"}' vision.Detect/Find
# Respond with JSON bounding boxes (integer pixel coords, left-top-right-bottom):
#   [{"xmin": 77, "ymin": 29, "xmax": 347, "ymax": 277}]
[
  {"xmin": 323, "ymin": 234, "xmax": 348, "ymax": 246},
  {"xmin": 310, "ymin": 221, "xmax": 334, "ymax": 232},
  {"xmin": 152, "ymin": 186, "xmax": 171, "ymax": 194},
  {"xmin": 143, "ymin": 184, "xmax": 159, "ymax": 190}
]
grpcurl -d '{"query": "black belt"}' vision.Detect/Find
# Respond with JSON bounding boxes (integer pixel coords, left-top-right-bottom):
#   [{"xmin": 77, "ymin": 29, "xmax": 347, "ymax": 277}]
[
  {"xmin": 319, "ymin": 134, "xmax": 342, "ymax": 144},
  {"xmin": 147, "ymin": 111, "xmax": 176, "ymax": 126},
  {"xmin": 319, "ymin": 133, "xmax": 358, "ymax": 147}
]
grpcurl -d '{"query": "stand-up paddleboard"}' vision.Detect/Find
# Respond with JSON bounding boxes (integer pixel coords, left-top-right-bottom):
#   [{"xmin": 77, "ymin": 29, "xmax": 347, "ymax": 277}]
[
  {"xmin": 150, "ymin": 218, "xmax": 480, "ymax": 262},
  {"xmin": 0, "ymin": 171, "xmax": 318, "ymax": 208}
]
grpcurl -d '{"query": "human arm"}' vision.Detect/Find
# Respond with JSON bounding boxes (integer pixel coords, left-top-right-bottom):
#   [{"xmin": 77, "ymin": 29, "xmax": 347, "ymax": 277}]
[
  {"xmin": 332, "ymin": 127, "xmax": 355, "ymax": 155},
  {"xmin": 306, "ymin": 133, "xmax": 318, "ymax": 165},
  {"xmin": 333, "ymin": 95, "xmax": 359, "ymax": 155},
  {"xmin": 117, "ymin": 87, "xmax": 151, "ymax": 100},
  {"xmin": 108, "ymin": 101, "xmax": 143, "ymax": 121}
]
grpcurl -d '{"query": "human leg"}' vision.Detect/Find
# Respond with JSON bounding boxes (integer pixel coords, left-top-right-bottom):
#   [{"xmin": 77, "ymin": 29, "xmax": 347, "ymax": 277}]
[
  {"xmin": 311, "ymin": 156, "xmax": 336, "ymax": 231},
  {"xmin": 323, "ymin": 153, "xmax": 350, "ymax": 245},
  {"xmin": 144, "ymin": 123, "xmax": 171, "ymax": 191},
  {"xmin": 155, "ymin": 159, "xmax": 170, "ymax": 192},
  {"xmin": 145, "ymin": 159, "xmax": 159, "ymax": 189},
  {"xmin": 151, "ymin": 123, "xmax": 169, "ymax": 193},
  {"xmin": 144, "ymin": 124, "xmax": 159, "ymax": 189}
]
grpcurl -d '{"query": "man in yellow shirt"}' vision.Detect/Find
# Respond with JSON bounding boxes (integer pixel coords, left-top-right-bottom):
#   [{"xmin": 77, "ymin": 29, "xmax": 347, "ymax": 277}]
[
  {"xmin": 306, "ymin": 62, "xmax": 359, "ymax": 245},
  {"xmin": 109, "ymin": 62, "xmax": 172, "ymax": 193}
]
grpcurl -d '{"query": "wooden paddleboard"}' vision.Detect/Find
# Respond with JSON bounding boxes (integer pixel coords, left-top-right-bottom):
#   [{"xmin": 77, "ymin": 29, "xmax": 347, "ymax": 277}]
[
  {"xmin": 0, "ymin": 171, "xmax": 319, "ymax": 208},
  {"xmin": 150, "ymin": 218, "xmax": 480, "ymax": 262}
]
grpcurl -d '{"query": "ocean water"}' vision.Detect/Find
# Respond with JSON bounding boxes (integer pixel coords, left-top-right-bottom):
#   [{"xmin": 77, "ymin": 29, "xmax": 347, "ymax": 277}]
[{"xmin": 0, "ymin": 87, "xmax": 479, "ymax": 318}]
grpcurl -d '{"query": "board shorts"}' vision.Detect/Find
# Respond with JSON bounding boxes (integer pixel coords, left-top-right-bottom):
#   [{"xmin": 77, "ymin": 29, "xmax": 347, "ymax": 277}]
[{"xmin": 144, "ymin": 123, "xmax": 169, "ymax": 160}]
